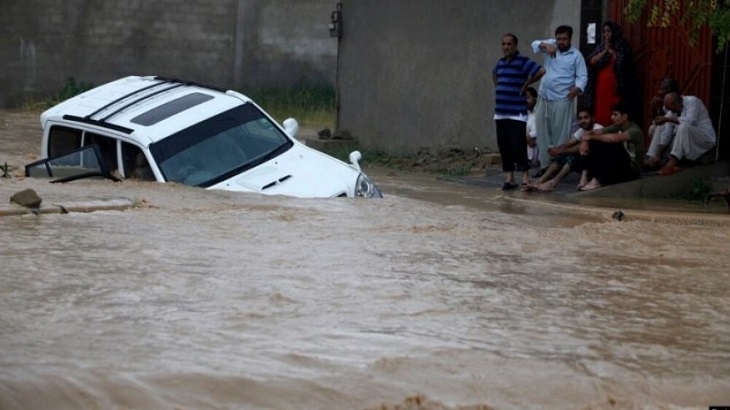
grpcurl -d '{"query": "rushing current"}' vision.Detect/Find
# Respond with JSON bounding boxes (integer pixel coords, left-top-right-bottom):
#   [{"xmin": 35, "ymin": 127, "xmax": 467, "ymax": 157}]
[{"xmin": 1, "ymin": 110, "xmax": 729, "ymax": 409}]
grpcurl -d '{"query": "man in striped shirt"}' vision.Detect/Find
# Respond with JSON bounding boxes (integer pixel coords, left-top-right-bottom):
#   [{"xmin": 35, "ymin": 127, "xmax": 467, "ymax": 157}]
[{"xmin": 493, "ymin": 33, "xmax": 545, "ymax": 190}]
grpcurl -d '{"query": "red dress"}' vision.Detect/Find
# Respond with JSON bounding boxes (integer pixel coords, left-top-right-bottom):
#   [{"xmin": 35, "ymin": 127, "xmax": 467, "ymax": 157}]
[{"xmin": 593, "ymin": 57, "xmax": 620, "ymax": 126}]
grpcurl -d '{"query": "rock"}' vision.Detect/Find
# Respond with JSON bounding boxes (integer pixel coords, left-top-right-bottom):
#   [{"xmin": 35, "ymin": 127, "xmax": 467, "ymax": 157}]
[
  {"xmin": 10, "ymin": 189, "xmax": 42, "ymax": 208},
  {"xmin": 332, "ymin": 129, "xmax": 354, "ymax": 140},
  {"xmin": 317, "ymin": 128, "xmax": 332, "ymax": 139}
]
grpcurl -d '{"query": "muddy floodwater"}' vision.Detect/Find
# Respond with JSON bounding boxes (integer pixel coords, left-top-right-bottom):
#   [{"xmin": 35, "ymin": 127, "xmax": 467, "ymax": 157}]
[{"xmin": 1, "ymin": 110, "xmax": 729, "ymax": 409}]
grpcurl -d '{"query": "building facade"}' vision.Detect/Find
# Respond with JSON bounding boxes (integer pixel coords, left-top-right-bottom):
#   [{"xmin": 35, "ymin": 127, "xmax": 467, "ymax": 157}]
[{"xmin": 335, "ymin": 0, "xmax": 583, "ymax": 154}]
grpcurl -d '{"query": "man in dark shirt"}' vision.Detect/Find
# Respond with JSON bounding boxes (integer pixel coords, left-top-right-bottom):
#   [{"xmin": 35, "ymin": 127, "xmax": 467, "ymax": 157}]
[
  {"xmin": 492, "ymin": 33, "xmax": 545, "ymax": 190},
  {"xmin": 578, "ymin": 102, "xmax": 644, "ymax": 191}
]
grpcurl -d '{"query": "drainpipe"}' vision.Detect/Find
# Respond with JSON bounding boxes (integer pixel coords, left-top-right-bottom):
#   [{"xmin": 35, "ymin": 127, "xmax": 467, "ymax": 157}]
[{"xmin": 329, "ymin": 2, "xmax": 343, "ymax": 130}]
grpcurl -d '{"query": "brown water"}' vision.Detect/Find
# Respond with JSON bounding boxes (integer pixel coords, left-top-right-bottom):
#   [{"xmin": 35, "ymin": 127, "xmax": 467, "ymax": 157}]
[{"xmin": 1, "ymin": 110, "xmax": 729, "ymax": 409}]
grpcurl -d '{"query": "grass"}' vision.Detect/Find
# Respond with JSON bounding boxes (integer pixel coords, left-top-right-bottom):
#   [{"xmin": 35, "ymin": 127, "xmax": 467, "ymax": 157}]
[{"xmin": 242, "ymin": 84, "xmax": 336, "ymax": 129}]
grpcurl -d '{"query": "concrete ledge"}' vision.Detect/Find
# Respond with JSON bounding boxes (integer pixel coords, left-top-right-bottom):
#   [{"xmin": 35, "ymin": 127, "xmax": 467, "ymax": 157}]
[
  {"xmin": 0, "ymin": 198, "xmax": 139, "ymax": 217},
  {"xmin": 502, "ymin": 196, "xmax": 730, "ymax": 227},
  {"xmin": 576, "ymin": 161, "xmax": 730, "ymax": 198}
]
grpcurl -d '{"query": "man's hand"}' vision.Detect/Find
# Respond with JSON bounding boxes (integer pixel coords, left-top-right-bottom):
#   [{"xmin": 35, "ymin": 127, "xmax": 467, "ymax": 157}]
[
  {"xmin": 579, "ymin": 140, "xmax": 590, "ymax": 156},
  {"xmin": 654, "ymin": 116, "xmax": 669, "ymax": 125},
  {"xmin": 547, "ymin": 146, "xmax": 560, "ymax": 156},
  {"xmin": 542, "ymin": 42, "xmax": 556, "ymax": 58},
  {"xmin": 567, "ymin": 86, "xmax": 581, "ymax": 99}
]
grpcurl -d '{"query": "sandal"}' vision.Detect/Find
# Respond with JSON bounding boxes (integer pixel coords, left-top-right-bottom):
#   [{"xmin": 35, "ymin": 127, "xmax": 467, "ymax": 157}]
[
  {"xmin": 501, "ymin": 182, "xmax": 518, "ymax": 191},
  {"xmin": 657, "ymin": 165, "xmax": 681, "ymax": 176}
]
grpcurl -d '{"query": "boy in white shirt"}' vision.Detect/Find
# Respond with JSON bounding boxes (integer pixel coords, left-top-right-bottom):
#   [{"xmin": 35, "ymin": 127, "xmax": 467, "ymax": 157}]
[
  {"xmin": 525, "ymin": 87, "xmax": 540, "ymax": 169},
  {"xmin": 532, "ymin": 107, "xmax": 603, "ymax": 191}
]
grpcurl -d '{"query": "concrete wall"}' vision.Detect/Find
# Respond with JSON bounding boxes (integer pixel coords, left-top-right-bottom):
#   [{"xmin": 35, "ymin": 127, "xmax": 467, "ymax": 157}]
[
  {"xmin": 336, "ymin": 0, "xmax": 582, "ymax": 154},
  {"xmin": 0, "ymin": 0, "xmax": 338, "ymax": 107}
]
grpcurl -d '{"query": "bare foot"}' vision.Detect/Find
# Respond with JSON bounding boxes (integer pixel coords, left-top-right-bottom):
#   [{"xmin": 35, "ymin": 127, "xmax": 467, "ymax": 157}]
[
  {"xmin": 579, "ymin": 179, "xmax": 601, "ymax": 191},
  {"xmin": 537, "ymin": 180, "xmax": 556, "ymax": 192},
  {"xmin": 577, "ymin": 178, "xmax": 588, "ymax": 190},
  {"xmin": 644, "ymin": 156, "xmax": 661, "ymax": 170}
]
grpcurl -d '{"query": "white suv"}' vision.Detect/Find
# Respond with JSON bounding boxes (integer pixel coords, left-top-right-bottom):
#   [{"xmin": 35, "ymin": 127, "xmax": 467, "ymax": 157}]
[{"xmin": 28, "ymin": 75, "xmax": 382, "ymax": 198}]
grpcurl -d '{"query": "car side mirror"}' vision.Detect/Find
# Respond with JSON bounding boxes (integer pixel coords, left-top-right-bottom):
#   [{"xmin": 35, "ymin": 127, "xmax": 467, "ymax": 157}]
[
  {"xmin": 283, "ymin": 118, "xmax": 299, "ymax": 138},
  {"xmin": 349, "ymin": 150, "xmax": 362, "ymax": 172}
]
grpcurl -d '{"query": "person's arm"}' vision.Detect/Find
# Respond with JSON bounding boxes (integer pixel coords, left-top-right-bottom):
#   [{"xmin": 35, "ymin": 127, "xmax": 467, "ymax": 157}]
[
  {"xmin": 532, "ymin": 39, "xmax": 556, "ymax": 57},
  {"xmin": 521, "ymin": 67, "xmax": 545, "ymax": 94},
  {"xmin": 550, "ymin": 137, "xmax": 580, "ymax": 155},
  {"xmin": 492, "ymin": 71, "xmax": 497, "ymax": 87},
  {"xmin": 588, "ymin": 44, "xmax": 611, "ymax": 66},
  {"xmin": 526, "ymin": 67, "xmax": 546, "ymax": 86},
  {"xmin": 570, "ymin": 53, "xmax": 589, "ymax": 99},
  {"xmin": 655, "ymin": 114, "xmax": 679, "ymax": 126},
  {"xmin": 579, "ymin": 128, "xmax": 606, "ymax": 155},
  {"xmin": 678, "ymin": 98, "xmax": 701, "ymax": 126},
  {"xmin": 583, "ymin": 130, "xmax": 629, "ymax": 144}
]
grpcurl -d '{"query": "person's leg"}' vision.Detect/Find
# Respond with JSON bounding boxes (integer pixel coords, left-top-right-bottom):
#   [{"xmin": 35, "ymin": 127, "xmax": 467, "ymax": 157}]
[
  {"xmin": 645, "ymin": 124, "xmax": 666, "ymax": 165},
  {"xmin": 591, "ymin": 142, "xmax": 632, "ymax": 186},
  {"xmin": 496, "ymin": 119, "xmax": 516, "ymax": 185},
  {"xmin": 506, "ymin": 120, "xmax": 531, "ymax": 186},
  {"xmin": 660, "ymin": 123, "xmax": 715, "ymax": 175},
  {"xmin": 535, "ymin": 98, "xmax": 551, "ymax": 168},
  {"xmin": 580, "ymin": 141, "xmax": 611, "ymax": 190},
  {"xmin": 552, "ymin": 99, "xmax": 575, "ymax": 148},
  {"xmin": 655, "ymin": 121, "xmax": 676, "ymax": 158},
  {"xmin": 669, "ymin": 123, "xmax": 715, "ymax": 161},
  {"xmin": 535, "ymin": 160, "xmax": 561, "ymax": 186},
  {"xmin": 538, "ymin": 163, "xmax": 572, "ymax": 191},
  {"xmin": 578, "ymin": 170, "xmax": 589, "ymax": 188}
]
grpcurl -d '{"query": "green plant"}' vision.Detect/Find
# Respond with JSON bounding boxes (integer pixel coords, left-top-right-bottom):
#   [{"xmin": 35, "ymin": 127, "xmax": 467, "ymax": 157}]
[
  {"xmin": 675, "ymin": 177, "xmax": 714, "ymax": 201},
  {"xmin": 45, "ymin": 77, "xmax": 95, "ymax": 107},
  {"xmin": 1, "ymin": 162, "xmax": 10, "ymax": 178},
  {"xmin": 625, "ymin": 0, "xmax": 730, "ymax": 51},
  {"xmin": 242, "ymin": 83, "xmax": 335, "ymax": 128}
]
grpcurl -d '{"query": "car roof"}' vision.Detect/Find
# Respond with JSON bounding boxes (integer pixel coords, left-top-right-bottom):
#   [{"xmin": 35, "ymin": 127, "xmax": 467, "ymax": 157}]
[{"xmin": 40, "ymin": 76, "xmax": 252, "ymax": 146}]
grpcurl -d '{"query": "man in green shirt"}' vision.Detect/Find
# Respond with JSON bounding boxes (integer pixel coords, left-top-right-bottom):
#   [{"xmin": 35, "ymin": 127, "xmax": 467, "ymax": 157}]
[{"xmin": 578, "ymin": 102, "xmax": 644, "ymax": 191}]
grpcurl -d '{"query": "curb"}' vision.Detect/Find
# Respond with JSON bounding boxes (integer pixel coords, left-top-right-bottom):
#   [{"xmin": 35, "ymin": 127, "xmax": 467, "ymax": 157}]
[
  {"xmin": 0, "ymin": 198, "xmax": 139, "ymax": 217},
  {"xmin": 500, "ymin": 196, "xmax": 730, "ymax": 227}
]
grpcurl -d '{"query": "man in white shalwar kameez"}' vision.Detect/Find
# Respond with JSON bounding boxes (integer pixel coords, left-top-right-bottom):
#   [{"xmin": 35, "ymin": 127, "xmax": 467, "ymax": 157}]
[{"xmin": 657, "ymin": 92, "xmax": 716, "ymax": 176}]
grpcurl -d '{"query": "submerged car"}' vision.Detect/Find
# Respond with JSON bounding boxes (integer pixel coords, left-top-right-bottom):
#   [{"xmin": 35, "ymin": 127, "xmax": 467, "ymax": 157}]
[{"xmin": 27, "ymin": 75, "xmax": 382, "ymax": 198}]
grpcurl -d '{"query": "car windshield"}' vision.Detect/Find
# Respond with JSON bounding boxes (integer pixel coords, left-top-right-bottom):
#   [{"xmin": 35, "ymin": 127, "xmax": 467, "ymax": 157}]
[{"xmin": 150, "ymin": 103, "xmax": 293, "ymax": 187}]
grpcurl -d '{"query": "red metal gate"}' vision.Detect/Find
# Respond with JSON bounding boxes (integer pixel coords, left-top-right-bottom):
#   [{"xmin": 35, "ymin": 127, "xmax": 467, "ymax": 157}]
[{"xmin": 609, "ymin": 1, "xmax": 713, "ymax": 132}]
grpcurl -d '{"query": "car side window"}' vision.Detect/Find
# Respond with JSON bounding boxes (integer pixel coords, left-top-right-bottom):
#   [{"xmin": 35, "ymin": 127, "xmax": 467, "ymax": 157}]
[
  {"xmin": 48, "ymin": 126, "xmax": 82, "ymax": 157},
  {"xmin": 83, "ymin": 132, "xmax": 118, "ymax": 172},
  {"xmin": 121, "ymin": 142, "xmax": 155, "ymax": 181}
]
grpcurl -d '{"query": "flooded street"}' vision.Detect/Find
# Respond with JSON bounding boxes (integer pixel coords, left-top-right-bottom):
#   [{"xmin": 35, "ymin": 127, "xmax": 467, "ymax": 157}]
[{"xmin": 1, "ymin": 110, "xmax": 729, "ymax": 409}]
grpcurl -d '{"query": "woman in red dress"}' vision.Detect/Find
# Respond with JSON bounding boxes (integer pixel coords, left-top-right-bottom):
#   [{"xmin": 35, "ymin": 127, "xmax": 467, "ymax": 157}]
[{"xmin": 584, "ymin": 21, "xmax": 634, "ymax": 126}]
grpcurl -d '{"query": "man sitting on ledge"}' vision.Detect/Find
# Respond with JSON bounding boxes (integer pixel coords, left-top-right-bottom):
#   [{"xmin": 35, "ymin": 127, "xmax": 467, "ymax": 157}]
[
  {"xmin": 578, "ymin": 102, "xmax": 644, "ymax": 191},
  {"xmin": 656, "ymin": 92, "xmax": 716, "ymax": 176}
]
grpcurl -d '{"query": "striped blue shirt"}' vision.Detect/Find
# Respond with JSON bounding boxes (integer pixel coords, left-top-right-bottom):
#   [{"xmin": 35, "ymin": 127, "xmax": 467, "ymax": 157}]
[{"xmin": 492, "ymin": 52, "xmax": 541, "ymax": 117}]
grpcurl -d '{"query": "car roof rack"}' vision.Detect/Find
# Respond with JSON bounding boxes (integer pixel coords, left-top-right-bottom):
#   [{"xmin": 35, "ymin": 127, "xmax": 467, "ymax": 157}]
[{"xmin": 61, "ymin": 76, "xmax": 230, "ymax": 134}]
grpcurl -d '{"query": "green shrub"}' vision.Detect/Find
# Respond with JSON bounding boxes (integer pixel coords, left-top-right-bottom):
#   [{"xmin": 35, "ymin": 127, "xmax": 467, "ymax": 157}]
[
  {"xmin": 46, "ymin": 77, "xmax": 95, "ymax": 107},
  {"xmin": 242, "ymin": 83, "xmax": 335, "ymax": 128},
  {"xmin": 676, "ymin": 178, "xmax": 713, "ymax": 201}
]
